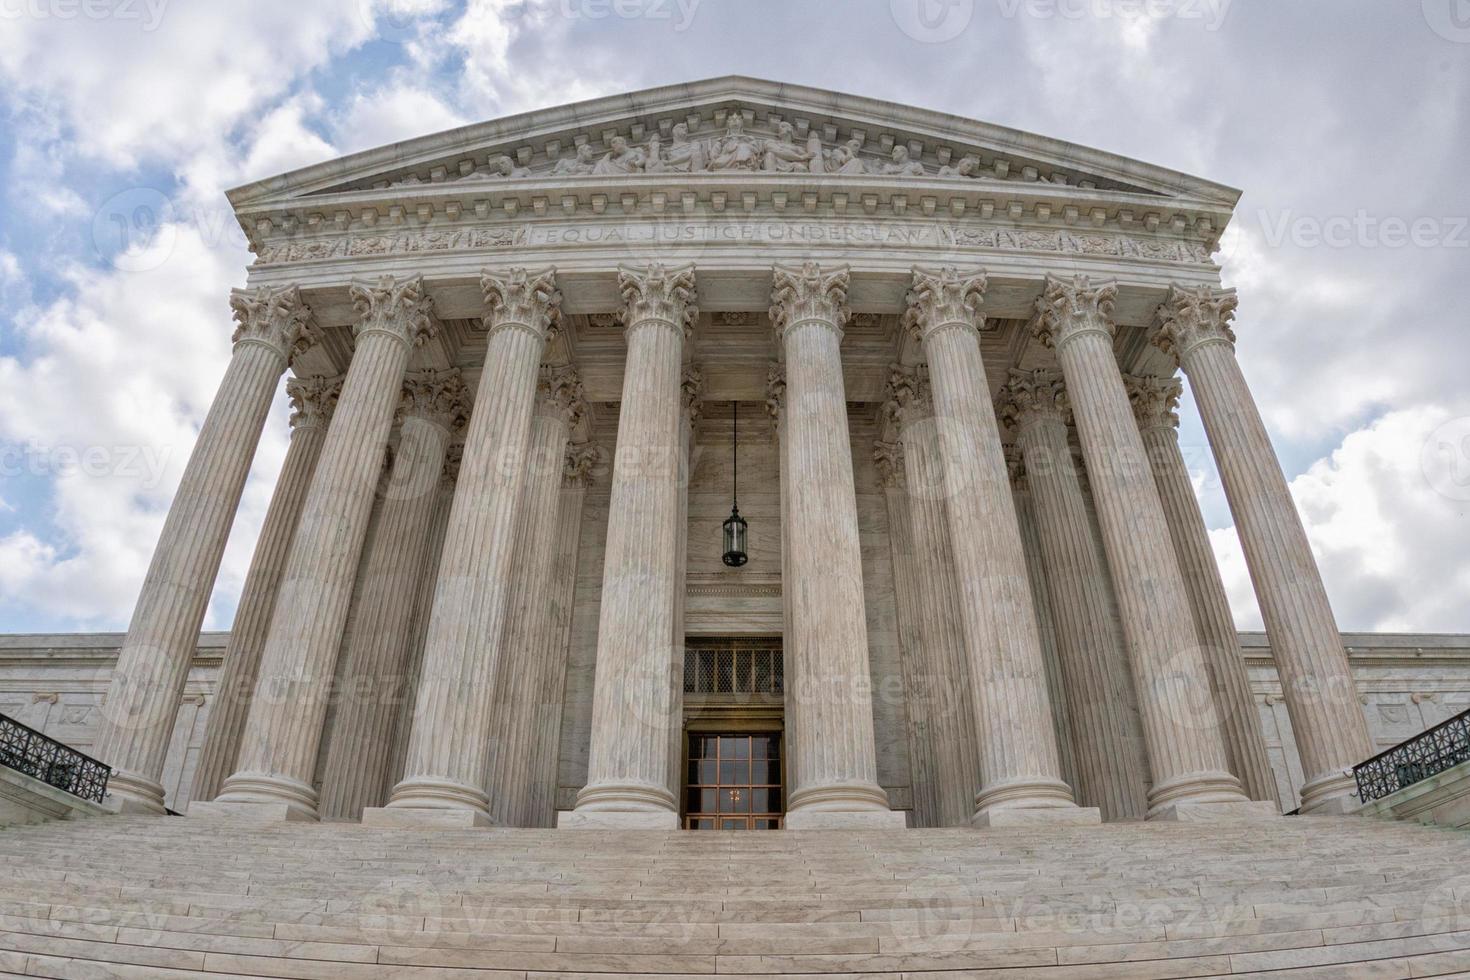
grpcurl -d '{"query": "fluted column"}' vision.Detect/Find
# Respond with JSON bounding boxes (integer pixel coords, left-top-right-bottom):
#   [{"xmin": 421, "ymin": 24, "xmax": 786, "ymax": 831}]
[
  {"xmin": 563, "ymin": 264, "xmax": 698, "ymax": 829},
  {"xmin": 96, "ymin": 286, "xmax": 315, "ymax": 813},
  {"xmin": 316, "ymin": 370, "xmax": 468, "ymax": 821},
  {"xmin": 999, "ymin": 370, "xmax": 1148, "ymax": 821},
  {"xmin": 767, "ymin": 365, "xmax": 802, "ymax": 798},
  {"xmin": 770, "ymin": 262, "xmax": 902, "ymax": 829},
  {"xmin": 884, "ymin": 366, "xmax": 983, "ymax": 827},
  {"xmin": 1152, "ymin": 287, "xmax": 1370, "ymax": 813},
  {"xmin": 483, "ymin": 367, "xmax": 584, "ymax": 826},
  {"xmin": 1005, "ymin": 451, "xmax": 1082, "ymax": 796},
  {"xmin": 1033, "ymin": 274, "xmax": 1262, "ymax": 821},
  {"xmin": 371, "ymin": 268, "xmax": 560, "ymax": 827},
  {"xmin": 1125, "ymin": 374, "xmax": 1278, "ymax": 806},
  {"xmin": 669, "ymin": 367, "xmax": 703, "ymax": 802},
  {"xmin": 874, "ymin": 440, "xmax": 938, "ymax": 828},
  {"xmin": 192, "ymin": 376, "xmax": 339, "ymax": 804},
  {"xmin": 903, "ymin": 267, "xmax": 1090, "ymax": 826},
  {"xmin": 525, "ymin": 443, "xmax": 598, "ymax": 827},
  {"xmin": 204, "ymin": 276, "xmax": 435, "ymax": 821},
  {"xmin": 385, "ymin": 442, "xmax": 461, "ymax": 796}
]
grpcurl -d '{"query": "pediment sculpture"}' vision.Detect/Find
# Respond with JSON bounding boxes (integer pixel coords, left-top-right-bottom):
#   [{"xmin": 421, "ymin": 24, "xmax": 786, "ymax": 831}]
[{"xmin": 421, "ymin": 113, "xmax": 995, "ymax": 185}]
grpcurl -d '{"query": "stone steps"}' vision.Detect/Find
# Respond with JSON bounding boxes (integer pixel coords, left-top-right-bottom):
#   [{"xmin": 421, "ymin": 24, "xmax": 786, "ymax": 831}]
[{"xmin": 0, "ymin": 815, "xmax": 1467, "ymax": 978}]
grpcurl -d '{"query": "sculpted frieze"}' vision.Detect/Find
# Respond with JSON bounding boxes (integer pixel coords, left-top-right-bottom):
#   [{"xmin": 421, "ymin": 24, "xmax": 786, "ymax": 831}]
[
  {"xmin": 356, "ymin": 110, "xmax": 1159, "ymax": 192},
  {"xmin": 253, "ymin": 218, "xmax": 1212, "ymax": 267}
]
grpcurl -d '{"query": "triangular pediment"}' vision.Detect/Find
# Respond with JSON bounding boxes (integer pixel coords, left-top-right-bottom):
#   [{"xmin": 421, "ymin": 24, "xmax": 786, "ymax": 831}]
[{"xmin": 227, "ymin": 77, "xmax": 1239, "ymax": 211}]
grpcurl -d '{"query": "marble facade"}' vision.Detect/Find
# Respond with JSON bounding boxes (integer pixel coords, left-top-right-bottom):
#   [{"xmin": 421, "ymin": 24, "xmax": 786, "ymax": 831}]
[{"xmin": 7, "ymin": 78, "xmax": 1447, "ymax": 828}]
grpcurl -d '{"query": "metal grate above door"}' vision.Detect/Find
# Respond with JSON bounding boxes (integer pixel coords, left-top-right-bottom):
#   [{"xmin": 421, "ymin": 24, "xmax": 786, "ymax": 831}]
[{"xmin": 684, "ymin": 637, "xmax": 784, "ymax": 697}]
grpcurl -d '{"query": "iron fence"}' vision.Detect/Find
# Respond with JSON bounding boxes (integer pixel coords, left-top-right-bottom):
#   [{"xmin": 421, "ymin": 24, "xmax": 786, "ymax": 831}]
[
  {"xmin": 0, "ymin": 712, "xmax": 112, "ymax": 804},
  {"xmin": 1353, "ymin": 707, "xmax": 1470, "ymax": 804}
]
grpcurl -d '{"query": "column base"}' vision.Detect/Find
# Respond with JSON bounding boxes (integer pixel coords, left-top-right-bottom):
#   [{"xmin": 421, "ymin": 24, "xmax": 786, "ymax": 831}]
[
  {"xmin": 973, "ymin": 806, "xmax": 1102, "ymax": 828},
  {"xmin": 102, "ymin": 769, "xmax": 168, "ymax": 816},
  {"xmin": 558, "ymin": 809, "xmax": 679, "ymax": 830},
  {"xmin": 1298, "ymin": 769, "xmax": 1360, "ymax": 815},
  {"xmin": 1145, "ymin": 771, "xmax": 1251, "ymax": 820},
  {"xmin": 973, "ymin": 777, "xmax": 1079, "ymax": 815},
  {"xmin": 784, "ymin": 807, "xmax": 907, "ymax": 830},
  {"xmin": 361, "ymin": 806, "xmax": 493, "ymax": 830},
  {"xmin": 211, "ymin": 772, "xmax": 319, "ymax": 822},
  {"xmin": 572, "ymin": 778, "xmax": 678, "ymax": 814},
  {"xmin": 188, "ymin": 800, "xmax": 314, "ymax": 824},
  {"xmin": 385, "ymin": 776, "xmax": 492, "ymax": 816},
  {"xmin": 1150, "ymin": 800, "xmax": 1280, "ymax": 823}
]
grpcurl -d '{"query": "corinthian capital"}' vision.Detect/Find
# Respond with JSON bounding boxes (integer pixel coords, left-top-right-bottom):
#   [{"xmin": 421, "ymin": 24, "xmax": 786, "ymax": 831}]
[
  {"xmin": 229, "ymin": 284, "xmax": 316, "ymax": 364},
  {"xmin": 882, "ymin": 362, "xmax": 933, "ymax": 429},
  {"xmin": 401, "ymin": 368, "xmax": 469, "ymax": 431},
  {"xmin": 1031, "ymin": 274, "xmax": 1119, "ymax": 349},
  {"xmin": 902, "ymin": 266, "xmax": 987, "ymax": 343},
  {"xmin": 617, "ymin": 263, "xmax": 699, "ymax": 336},
  {"xmin": 769, "ymin": 262, "xmax": 850, "ymax": 341},
  {"xmin": 286, "ymin": 375, "xmax": 342, "ymax": 431},
  {"xmin": 1125, "ymin": 374, "xmax": 1184, "ymax": 432},
  {"xmin": 563, "ymin": 441, "xmax": 601, "ymax": 488},
  {"xmin": 481, "ymin": 267, "xmax": 562, "ymax": 341},
  {"xmin": 349, "ymin": 275, "xmax": 437, "ymax": 348},
  {"xmin": 1152, "ymin": 284, "xmax": 1239, "ymax": 363},
  {"xmin": 873, "ymin": 440, "xmax": 906, "ymax": 490},
  {"xmin": 537, "ymin": 365, "xmax": 586, "ymax": 427},
  {"xmin": 997, "ymin": 369, "xmax": 1069, "ymax": 430}
]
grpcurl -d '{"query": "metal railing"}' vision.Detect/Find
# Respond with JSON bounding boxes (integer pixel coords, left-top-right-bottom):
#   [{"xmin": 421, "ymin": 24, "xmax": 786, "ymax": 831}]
[
  {"xmin": 1353, "ymin": 708, "xmax": 1470, "ymax": 804},
  {"xmin": 0, "ymin": 712, "xmax": 112, "ymax": 804}
]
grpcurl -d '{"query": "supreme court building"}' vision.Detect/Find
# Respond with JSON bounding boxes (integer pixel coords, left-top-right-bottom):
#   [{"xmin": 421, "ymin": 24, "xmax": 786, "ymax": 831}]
[{"xmin": 68, "ymin": 77, "xmax": 1442, "ymax": 833}]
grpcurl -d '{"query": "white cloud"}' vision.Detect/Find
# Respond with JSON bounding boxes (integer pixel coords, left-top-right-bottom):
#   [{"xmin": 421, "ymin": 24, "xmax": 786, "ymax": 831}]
[
  {"xmin": 446, "ymin": 0, "xmax": 632, "ymax": 118},
  {"xmin": 329, "ymin": 84, "xmax": 467, "ymax": 157},
  {"xmin": 0, "ymin": 226, "xmax": 287, "ymax": 628},
  {"xmin": 1212, "ymin": 407, "xmax": 1470, "ymax": 633},
  {"xmin": 0, "ymin": 0, "xmax": 372, "ymax": 172}
]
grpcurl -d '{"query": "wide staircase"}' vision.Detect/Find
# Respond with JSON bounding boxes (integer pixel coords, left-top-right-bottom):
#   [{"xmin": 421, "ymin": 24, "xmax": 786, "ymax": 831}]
[{"xmin": 0, "ymin": 815, "xmax": 1468, "ymax": 978}]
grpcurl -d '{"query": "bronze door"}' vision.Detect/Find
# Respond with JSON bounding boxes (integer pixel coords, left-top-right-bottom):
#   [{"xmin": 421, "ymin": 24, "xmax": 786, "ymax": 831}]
[{"xmin": 683, "ymin": 733, "xmax": 783, "ymax": 829}]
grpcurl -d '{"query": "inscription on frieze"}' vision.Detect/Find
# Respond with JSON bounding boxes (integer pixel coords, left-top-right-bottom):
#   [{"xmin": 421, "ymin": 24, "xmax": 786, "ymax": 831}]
[{"xmin": 254, "ymin": 218, "xmax": 1212, "ymax": 267}]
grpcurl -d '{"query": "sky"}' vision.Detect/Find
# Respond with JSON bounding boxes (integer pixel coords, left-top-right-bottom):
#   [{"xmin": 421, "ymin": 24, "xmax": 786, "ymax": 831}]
[{"xmin": 0, "ymin": 0, "xmax": 1467, "ymax": 636}]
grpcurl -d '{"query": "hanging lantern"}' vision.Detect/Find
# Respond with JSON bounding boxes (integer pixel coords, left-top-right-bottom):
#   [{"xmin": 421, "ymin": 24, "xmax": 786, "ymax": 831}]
[{"xmin": 722, "ymin": 401, "xmax": 749, "ymax": 567}]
